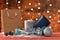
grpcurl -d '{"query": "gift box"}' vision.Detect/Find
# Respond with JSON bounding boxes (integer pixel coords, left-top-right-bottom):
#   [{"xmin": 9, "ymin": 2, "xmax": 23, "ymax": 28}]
[
  {"xmin": 33, "ymin": 16, "xmax": 50, "ymax": 28},
  {"xmin": 24, "ymin": 20, "xmax": 34, "ymax": 32}
]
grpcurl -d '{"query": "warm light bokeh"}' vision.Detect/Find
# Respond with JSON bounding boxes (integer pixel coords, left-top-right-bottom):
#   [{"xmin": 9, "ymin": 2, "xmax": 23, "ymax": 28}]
[{"xmin": 0, "ymin": 0, "xmax": 60, "ymax": 32}]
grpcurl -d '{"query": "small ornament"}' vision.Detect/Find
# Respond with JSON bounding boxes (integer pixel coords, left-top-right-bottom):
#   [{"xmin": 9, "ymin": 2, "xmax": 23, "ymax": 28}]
[
  {"xmin": 36, "ymin": 27, "xmax": 42, "ymax": 36},
  {"xmin": 43, "ymin": 27, "xmax": 52, "ymax": 36},
  {"xmin": 15, "ymin": 28, "xmax": 21, "ymax": 35}
]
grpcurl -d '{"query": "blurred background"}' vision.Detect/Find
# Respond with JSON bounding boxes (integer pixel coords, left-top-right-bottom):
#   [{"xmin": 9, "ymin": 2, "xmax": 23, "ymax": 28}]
[{"xmin": 0, "ymin": 0, "xmax": 60, "ymax": 32}]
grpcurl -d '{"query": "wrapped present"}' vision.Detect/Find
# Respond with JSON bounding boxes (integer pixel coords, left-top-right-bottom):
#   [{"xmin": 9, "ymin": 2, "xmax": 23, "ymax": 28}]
[
  {"xmin": 24, "ymin": 20, "xmax": 34, "ymax": 32},
  {"xmin": 33, "ymin": 16, "xmax": 50, "ymax": 28}
]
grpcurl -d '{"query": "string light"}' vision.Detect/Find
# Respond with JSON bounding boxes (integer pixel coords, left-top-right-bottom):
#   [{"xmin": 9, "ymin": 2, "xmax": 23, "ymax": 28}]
[
  {"xmin": 31, "ymin": 8, "xmax": 33, "ymax": 11},
  {"xmin": 27, "ymin": 12, "xmax": 30, "ymax": 15},
  {"xmin": 58, "ymin": 20, "xmax": 60, "ymax": 23},
  {"xmin": 18, "ymin": 6, "xmax": 20, "ymax": 9},
  {"xmin": 47, "ymin": 10, "xmax": 50, "ymax": 13},
  {"xmin": 38, "ymin": 13, "xmax": 40, "ymax": 15},
  {"xmin": 58, "ymin": 10, "xmax": 60, "ymax": 13},
  {"xmin": 5, "ymin": 8, "xmax": 8, "ymax": 10},
  {"xmin": 49, "ymin": 16, "xmax": 52, "ymax": 18},
  {"xmin": 35, "ymin": 4, "xmax": 37, "ymax": 7},
  {"xmin": 21, "ymin": 17, "xmax": 23, "ymax": 20},
  {"xmin": 38, "ymin": 7, "xmax": 40, "ymax": 9},
  {"xmin": 38, "ymin": 3, "xmax": 40, "ymax": 5},
  {"xmin": 49, "ymin": 26, "xmax": 52, "ymax": 28},
  {"xmin": 18, "ymin": 1, "xmax": 20, "ymax": 4},
  {"xmin": 29, "ymin": 3, "xmax": 32, "ymax": 5},
  {"xmin": 6, "ymin": 2, "xmax": 8, "ymax": 5},
  {"xmin": 36, "ymin": 18, "xmax": 38, "ymax": 20},
  {"xmin": 47, "ymin": 0, "xmax": 50, "ymax": 1},
  {"xmin": 49, "ymin": 4, "xmax": 52, "ymax": 7}
]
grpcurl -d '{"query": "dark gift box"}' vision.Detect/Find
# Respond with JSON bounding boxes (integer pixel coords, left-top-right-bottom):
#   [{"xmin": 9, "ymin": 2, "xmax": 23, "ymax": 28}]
[{"xmin": 33, "ymin": 16, "xmax": 50, "ymax": 28}]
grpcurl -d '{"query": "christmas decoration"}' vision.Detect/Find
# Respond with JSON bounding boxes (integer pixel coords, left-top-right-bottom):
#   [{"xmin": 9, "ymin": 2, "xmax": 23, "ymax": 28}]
[
  {"xmin": 35, "ymin": 27, "xmax": 42, "ymax": 36},
  {"xmin": 15, "ymin": 27, "xmax": 21, "ymax": 35},
  {"xmin": 43, "ymin": 27, "xmax": 52, "ymax": 36}
]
